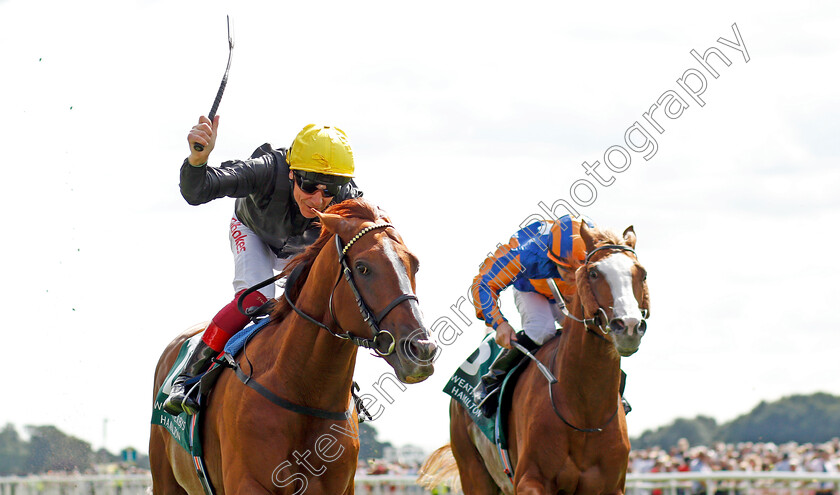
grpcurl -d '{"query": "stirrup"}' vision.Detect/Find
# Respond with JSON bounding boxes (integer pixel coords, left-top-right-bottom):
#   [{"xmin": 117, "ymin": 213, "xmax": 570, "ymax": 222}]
[
  {"xmin": 163, "ymin": 376, "xmax": 202, "ymax": 415},
  {"xmin": 475, "ymin": 387, "xmax": 501, "ymax": 417},
  {"xmin": 474, "ymin": 386, "xmax": 499, "ymax": 408}
]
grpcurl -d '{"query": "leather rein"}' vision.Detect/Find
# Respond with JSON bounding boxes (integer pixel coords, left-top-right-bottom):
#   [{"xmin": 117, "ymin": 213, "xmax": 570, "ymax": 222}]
[
  {"xmin": 227, "ymin": 222, "xmax": 418, "ymax": 422},
  {"xmin": 544, "ymin": 243, "xmax": 649, "ymax": 432},
  {"xmin": 289, "ymin": 222, "xmax": 418, "ymax": 356}
]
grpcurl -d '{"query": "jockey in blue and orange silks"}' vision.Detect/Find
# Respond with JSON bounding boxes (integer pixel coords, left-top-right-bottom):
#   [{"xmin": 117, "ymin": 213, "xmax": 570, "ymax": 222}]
[{"xmin": 470, "ymin": 215, "xmax": 631, "ymax": 417}]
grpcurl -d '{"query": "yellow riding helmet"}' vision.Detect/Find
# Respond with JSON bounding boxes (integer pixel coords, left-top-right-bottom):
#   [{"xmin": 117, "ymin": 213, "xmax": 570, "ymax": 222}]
[{"xmin": 286, "ymin": 124, "xmax": 355, "ymax": 178}]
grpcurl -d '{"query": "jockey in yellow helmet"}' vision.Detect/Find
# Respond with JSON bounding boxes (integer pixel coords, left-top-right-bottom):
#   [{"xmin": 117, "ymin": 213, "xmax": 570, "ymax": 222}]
[{"xmin": 164, "ymin": 117, "xmax": 361, "ymax": 416}]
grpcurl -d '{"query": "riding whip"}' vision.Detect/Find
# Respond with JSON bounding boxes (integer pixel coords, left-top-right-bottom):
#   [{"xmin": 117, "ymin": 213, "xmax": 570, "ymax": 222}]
[
  {"xmin": 193, "ymin": 15, "xmax": 234, "ymax": 152},
  {"xmin": 511, "ymin": 341, "xmax": 558, "ymax": 384}
]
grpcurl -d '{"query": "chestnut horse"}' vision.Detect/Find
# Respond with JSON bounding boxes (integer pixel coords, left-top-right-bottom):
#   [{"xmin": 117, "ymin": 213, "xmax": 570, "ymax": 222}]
[
  {"xmin": 420, "ymin": 222, "xmax": 650, "ymax": 495},
  {"xmin": 150, "ymin": 199, "xmax": 437, "ymax": 494}
]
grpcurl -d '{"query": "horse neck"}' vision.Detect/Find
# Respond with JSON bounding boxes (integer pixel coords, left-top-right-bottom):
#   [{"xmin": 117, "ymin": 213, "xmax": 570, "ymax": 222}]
[
  {"xmin": 263, "ymin": 243, "xmax": 358, "ymax": 411},
  {"xmin": 554, "ymin": 293, "xmax": 622, "ymax": 415}
]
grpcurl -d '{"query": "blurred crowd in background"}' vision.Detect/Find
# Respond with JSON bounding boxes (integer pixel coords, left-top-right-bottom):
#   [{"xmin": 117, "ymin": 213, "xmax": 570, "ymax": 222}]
[{"xmin": 629, "ymin": 438, "xmax": 840, "ymax": 474}]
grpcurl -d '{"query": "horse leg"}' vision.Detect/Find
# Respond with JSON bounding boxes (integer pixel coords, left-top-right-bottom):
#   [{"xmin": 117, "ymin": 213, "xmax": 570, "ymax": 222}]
[
  {"xmin": 149, "ymin": 427, "xmax": 188, "ymax": 495},
  {"xmin": 515, "ymin": 481, "xmax": 549, "ymax": 495},
  {"xmin": 225, "ymin": 479, "xmax": 275, "ymax": 493},
  {"xmin": 449, "ymin": 401, "xmax": 501, "ymax": 494}
]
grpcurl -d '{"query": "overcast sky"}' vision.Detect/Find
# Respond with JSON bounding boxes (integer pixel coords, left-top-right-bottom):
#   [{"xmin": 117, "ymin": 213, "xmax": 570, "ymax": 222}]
[{"xmin": 1, "ymin": 0, "xmax": 838, "ymax": 457}]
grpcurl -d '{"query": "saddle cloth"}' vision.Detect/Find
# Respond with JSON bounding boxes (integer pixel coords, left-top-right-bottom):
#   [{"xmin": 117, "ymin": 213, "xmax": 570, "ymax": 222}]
[
  {"xmin": 443, "ymin": 334, "xmax": 529, "ymax": 449},
  {"xmin": 150, "ymin": 318, "xmax": 272, "ymax": 455}
]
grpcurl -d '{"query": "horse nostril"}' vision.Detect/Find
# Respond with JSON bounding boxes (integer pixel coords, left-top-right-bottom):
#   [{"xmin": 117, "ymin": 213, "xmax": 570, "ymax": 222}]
[
  {"xmin": 638, "ymin": 320, "xmax": 647, "ymax": 333},
  {"xmin": 403, "ymin": 336, "xmax": 438, "ymax": 365},
  {"xmin": 609, "ymin": 319, "xmax": 626, "ymax": 333}
]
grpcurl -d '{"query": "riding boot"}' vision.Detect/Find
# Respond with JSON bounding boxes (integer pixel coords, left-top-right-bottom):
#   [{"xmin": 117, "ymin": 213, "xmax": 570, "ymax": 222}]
[
  {"xmin": 162, "ymin": 291, "xmax": 268, "ymax": 415},
  {"xmin": 474, "ymin": 332, "xmax": 539, "ymax": 417},
  {"xmin": 162, "ymin": 337, "xmax": 220, "ymax": 416}
]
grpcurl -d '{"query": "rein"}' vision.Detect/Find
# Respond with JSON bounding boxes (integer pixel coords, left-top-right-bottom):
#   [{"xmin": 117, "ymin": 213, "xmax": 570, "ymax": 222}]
[
  {"xmin": 226, "ymin": 222, "xmax": 417, "ymax": 422},
  {"xmin": 549, "ymin": 244, "xmax": 648, "ymax": 338},
  {"xmin": 285, "ymin": 222, "xmax": 418, "ymax": 356},
  {"xmin": 542, "ymin": 243, "xmax": 647, "ymax": 432},
  {"xmin": 547, "ymin": 350, "xmax": 620, "ymax": 433}
]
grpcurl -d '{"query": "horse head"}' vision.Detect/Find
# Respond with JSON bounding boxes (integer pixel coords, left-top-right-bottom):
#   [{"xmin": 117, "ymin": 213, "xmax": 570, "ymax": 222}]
[
  {"xmin": 306, "ymin": 199, "xmax": 437, "ymax": 383},
  {"xmin": 576, "ymin": 223, "xmax": 650, "ymax": 357}
]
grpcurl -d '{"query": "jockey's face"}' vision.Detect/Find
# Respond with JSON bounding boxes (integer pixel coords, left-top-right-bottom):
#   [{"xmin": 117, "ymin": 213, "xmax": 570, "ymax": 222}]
[{"xmin": 290, "ymin": 171, "xmax": 333, "ymax": 218}]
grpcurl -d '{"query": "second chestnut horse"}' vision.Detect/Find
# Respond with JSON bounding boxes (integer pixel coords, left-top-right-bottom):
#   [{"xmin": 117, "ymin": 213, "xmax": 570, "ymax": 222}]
[{"xmin": 421, "ymin": 222, "xmax": 650, "ymax": 495}]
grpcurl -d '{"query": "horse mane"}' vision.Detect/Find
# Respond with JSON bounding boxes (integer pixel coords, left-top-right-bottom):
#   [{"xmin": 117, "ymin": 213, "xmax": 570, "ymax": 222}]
[
  {"xmin": 270, "ymin": 198, "xmax": 385, "ymax": 322},
  {"xmin": 560, "ymin": 225, "xmax": 625, "ymax": 276}
]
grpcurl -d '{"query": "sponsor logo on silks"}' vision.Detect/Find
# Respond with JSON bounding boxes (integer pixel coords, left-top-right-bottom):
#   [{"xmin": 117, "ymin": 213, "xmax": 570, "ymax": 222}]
[{"xmin": 230, "ymin": 218, "xmax": 248, "ymax": 254}]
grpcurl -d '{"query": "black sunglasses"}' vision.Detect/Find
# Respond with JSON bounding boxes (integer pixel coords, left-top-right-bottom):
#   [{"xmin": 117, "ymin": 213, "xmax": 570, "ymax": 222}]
[{"xmin": 294, "ymin": 173, "xmax": 341, "ymax": 198}]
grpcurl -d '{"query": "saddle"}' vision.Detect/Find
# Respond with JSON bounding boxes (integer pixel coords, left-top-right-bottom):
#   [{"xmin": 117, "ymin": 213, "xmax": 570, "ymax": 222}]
[
  {"xmin": 150, "ymin": 317, "xmax": 274, "ymax": 457},
  {"xmin": 151, "ymin": 316, "xmax": 372, "ymax": 455},
  {"xmin": 444, "ymin": 335, "xmax": 531, "ymax": 448}
]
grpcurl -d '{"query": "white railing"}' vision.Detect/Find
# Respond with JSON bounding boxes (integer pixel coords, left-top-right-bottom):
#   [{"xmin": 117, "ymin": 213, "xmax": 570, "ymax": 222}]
[
  {"xmin": 0, "ymin": 472, "xmax": 837, "ymax": 494},
  {"xmin": 626, "ymin": 472, "xmax": 840, "ymax": 495},
  {"xmin": 0, "ymin": 474, "xmax": 443, "ymax": 495},
  {"xmin": 0, "ymin": 474, "xmax": 151, "ymax": 495}
]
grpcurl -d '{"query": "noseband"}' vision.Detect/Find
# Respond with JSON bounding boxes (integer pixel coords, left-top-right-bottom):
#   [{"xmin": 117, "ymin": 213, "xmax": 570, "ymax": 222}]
[
  {"xmin": 285, "ymin": 222, "xmax": 418, "ymax": 356},
  {"xmin": 227, "ymin": 222, "xmax": 417, "ymax": 423},
  {"xmin": 544, "ymin": 243, "xmax": 648, "ymax": 433},
  {"xmin": 552, "ymin": 244, "xmax": 649, "ymax": 340}
]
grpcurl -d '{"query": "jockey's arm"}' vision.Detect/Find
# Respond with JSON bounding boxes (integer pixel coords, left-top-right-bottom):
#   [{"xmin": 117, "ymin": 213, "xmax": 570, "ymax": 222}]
[
  {"xmin": 179, "ymin": 153, "xmax": 276, "ymax": 206},
  {"xmin": 471, "ymin": 238, "xmax": 524, "ymax": 338}
]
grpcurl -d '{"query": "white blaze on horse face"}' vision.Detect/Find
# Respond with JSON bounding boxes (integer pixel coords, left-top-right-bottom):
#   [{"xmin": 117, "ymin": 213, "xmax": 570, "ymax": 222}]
[
  {"xmin": 382, "ymin": 238, "xmax": 422, "ymax": 322},
  {"xmin": 596, "ymin": 253, "xmax": 643, "ymax": 326}
]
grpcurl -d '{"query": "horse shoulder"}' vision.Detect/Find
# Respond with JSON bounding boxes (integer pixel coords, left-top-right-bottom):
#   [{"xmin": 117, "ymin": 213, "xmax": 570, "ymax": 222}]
[{"xmin": 509, "ymin": 363, "xmax": 580, "ymax": 489}]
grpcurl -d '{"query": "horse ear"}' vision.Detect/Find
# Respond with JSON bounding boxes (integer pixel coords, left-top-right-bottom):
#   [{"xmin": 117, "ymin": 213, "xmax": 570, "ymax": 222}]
[
  {"xmin": 579, "ymin": 222, "xmax": 598, "ymax": 252},
  {"xmin": 313, "ymin": 210, "xmax": 353, "ymax": 238},
  {"xmin": 376, "ymin": 206, "xmax": 392, "ymax": 223},
  {"xmin": 623, "ymin": 225, "xmax": 637, "ymax": 249}
]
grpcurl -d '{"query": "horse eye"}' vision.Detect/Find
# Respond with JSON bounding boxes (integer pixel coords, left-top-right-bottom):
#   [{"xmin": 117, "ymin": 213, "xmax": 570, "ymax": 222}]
[
  {"xmin": 355, "ymin": 262, "xmax": 369, "ymax": 276},
  {"xmin": 588, "ymin": 269, "xmax": 598, "ymax": 280}
]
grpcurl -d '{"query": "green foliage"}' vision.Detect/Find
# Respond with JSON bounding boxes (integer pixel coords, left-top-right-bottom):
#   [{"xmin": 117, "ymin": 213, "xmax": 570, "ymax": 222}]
[
  {"xmin": 633, "ymin": 416, "xmax": 718, "ymax": 450},
  {"xmin": 25, "ymin": 425, "xmax": 93, "ymax": 473},
  {"xmin": 0, "ymin": 424, "xmax": 146, "ymax": 475},
  {"xmin": 358, "ymin": 422, "xmax": 393, "ymax": 461},
  {"xmin": 0, "ymin": 423, "xmax": 27, "ymax": 475},
  {"xmin": 631, "ymin": 392, "xmax": 840, "ymax": 450},
  {"xmin": 720, "ymin": 393, "xmax": 840, "ymax": 444},
  {"xmin": 93, "ymin": 447, "xmax": 120, "ymax": 465}
]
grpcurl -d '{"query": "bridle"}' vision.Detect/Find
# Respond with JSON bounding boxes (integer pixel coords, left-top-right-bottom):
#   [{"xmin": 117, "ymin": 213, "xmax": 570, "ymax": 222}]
[
  {"xmin": 550, "ymin": 244, "xmax": 649, "ymax": 340},
  {"xmin": 544, "ymin": 243, "xmax": 649, "ymax": 432},
  {"xmin": 227, "ymin": 221, "xmax": 419, "ymax": 422},
  {"xmin": 285, "ymin": 222, "xmax": 418, "ymax": 356}
]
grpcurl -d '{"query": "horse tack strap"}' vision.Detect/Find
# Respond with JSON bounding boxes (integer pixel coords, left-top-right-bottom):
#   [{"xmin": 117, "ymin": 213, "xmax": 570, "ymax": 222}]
[
  {"xmin": 373, "ymin": 293, "xmax": 417, "ymax": 324},
  {"xmin": 283, "ymin": 224, "xmax": 411, "ymax": 356},
  {"xmin": 583, "ymin": 243, "xmax": 636, "ymax": 265},
  {"xmin": 547, "ymin": 278, "xmax": 611, "ymax": 340},
  {"xmin": 333, "ymin": 223, "xmax": 417, "ymax": 356},
  {"xmin": 226, "ymin": 357, "xmax": 353, "ymax": 421},
  {"xmin": 340, "ymin": 222, "xmax": 394, "ymax": 256},
  {"xmin": 546, "ymin": 351, "xmax": 619, "ymax": 433}
]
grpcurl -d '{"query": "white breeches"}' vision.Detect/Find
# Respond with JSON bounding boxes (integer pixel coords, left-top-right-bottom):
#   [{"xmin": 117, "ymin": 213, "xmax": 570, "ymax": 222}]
[
  {"xmin": 229, "ymin": 216, "xmax": 291, "ymax": 299},
  {"xmin": 513, "ymin": 287, "xmax": 564, "ymax": 345}
]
